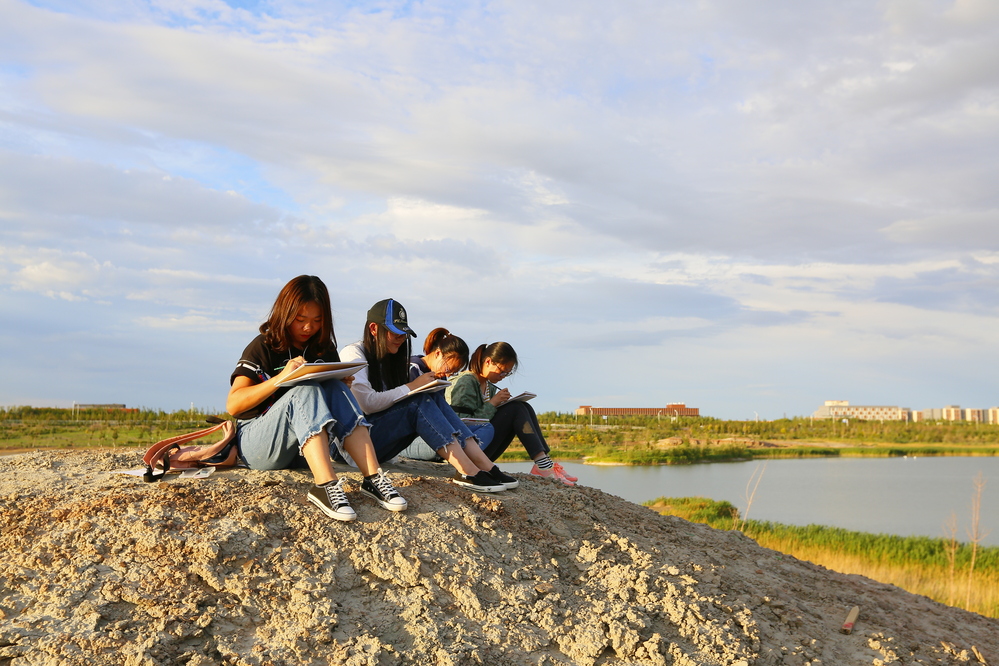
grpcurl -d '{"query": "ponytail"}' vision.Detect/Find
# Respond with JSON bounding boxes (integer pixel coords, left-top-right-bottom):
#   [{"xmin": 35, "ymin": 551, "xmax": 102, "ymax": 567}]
[
  {"xmin": 469, "ymin": 341, "xmax": 518, "ymax": 376},
  {"xmin": 469, "ymin": 343, "xmax": 488, "ymax": 376},
  {"xmin": 424, "ymin": 327, "xmax": 470, "ymax": 371}
]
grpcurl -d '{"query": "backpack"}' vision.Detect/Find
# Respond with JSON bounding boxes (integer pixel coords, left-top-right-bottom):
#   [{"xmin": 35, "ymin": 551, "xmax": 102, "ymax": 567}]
[{"xmin": 142, "ymin": 417, "xmax": 238, "ymax": 482}]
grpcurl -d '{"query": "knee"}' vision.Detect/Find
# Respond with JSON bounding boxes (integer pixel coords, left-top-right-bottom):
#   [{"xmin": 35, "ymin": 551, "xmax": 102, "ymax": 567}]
[{"xmin": 287, "ymin": 383, "xmax": 325, "ymax": 401}]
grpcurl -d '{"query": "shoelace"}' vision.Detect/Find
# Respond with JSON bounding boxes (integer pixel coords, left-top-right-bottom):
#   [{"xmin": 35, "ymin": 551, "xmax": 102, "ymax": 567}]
[
  {"xmin": 325, "ymin": 479, "xmax": 351, "ymax": 508},
  {"xmin": 371, "ymin": 472, "xmax": 398, "ymax": 498},
  {"xmin": 553, "ymin": 463, "xmax": 577, "ymax": 480}
]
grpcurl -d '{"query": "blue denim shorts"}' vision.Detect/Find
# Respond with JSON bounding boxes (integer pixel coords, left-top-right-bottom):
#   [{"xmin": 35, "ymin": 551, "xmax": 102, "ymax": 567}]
[{"xmin": 236, "ymin": 379, "xmax": 370, "ymax": 470}]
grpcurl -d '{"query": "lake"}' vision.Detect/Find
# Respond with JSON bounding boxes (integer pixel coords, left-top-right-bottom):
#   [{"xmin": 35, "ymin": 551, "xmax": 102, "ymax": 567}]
[{"xmin": 501, "ymin": 456, "xmax": 999, "ymax": 546}]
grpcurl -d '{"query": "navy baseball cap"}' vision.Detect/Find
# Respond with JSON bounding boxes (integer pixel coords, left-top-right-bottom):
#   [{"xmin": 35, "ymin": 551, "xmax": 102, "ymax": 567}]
[{"xmin": 366, "ymin": 298, "xmax": 417, "ymax": 337}]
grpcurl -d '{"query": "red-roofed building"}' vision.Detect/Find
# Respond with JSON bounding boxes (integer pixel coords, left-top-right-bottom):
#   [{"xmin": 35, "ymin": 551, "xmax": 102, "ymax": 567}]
[{"xmin": 575, "ymin": 403, "xmax": 699, "ymax": 417}]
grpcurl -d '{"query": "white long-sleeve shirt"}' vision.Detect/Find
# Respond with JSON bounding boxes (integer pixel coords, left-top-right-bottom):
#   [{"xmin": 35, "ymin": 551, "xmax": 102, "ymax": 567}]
[{"xmin": 339, "ymin": 341, "xmax": 410, "ymax": 414}]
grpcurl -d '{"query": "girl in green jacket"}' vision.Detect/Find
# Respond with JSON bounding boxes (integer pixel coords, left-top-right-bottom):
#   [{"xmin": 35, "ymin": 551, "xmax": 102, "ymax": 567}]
[{"xmin": 447, "ymin": 342, "xmax": 577, "ymax": 486}]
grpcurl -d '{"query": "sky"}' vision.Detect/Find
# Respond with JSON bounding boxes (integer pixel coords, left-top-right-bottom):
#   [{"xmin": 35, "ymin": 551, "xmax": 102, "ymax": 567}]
[{"xmin": 1, "ymin": 0, "xmax": 998, "ymax": 419}]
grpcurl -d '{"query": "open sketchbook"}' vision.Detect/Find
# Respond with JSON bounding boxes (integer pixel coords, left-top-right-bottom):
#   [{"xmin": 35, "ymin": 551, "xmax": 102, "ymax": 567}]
[
  {"xmin": 498, "ymin": 391, "xmax": 536, "ymax": 406},
  {"xmin": 394, "ymin": 378, "xmax": 451, "ymax": 403},
  {"xmin": 276, "ymin": 361, "xmax": 368, "ymax": 387}
]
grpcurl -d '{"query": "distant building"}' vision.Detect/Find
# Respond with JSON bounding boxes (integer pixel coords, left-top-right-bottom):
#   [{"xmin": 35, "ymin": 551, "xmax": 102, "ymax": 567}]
[
  {"xmin": 575, "ymin": 403, "xmax": 700, "ymax": 417},
  {"xmin": 965, "ymin": 408, "xmax": 985, "ymax": 423},
  {"xmin": 837, "ymin": 404, "xmax": 999, "ymax": 424},
  {"xmin": 74, "ymin": 404, "xmax": 127, "ymax": 410},
  {"xmin": 942, "ymin": 405, "xmax": 963, "ymax": 421},
  {"xmin": 812, "ymin": 400, "xmax": 911, "ymax": 421},
  {"xmin": 913, "ymin": 408, "xmax": 942, "ymax": 422}
]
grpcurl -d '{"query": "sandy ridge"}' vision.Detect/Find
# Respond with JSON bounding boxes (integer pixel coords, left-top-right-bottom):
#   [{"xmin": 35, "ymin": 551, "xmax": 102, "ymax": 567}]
[{"xmin": 0, "ymin": 450, "xmax": 996, "ymax": 665}]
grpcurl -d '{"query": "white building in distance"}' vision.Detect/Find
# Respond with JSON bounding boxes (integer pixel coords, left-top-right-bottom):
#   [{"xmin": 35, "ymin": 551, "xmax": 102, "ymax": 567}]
[
  {"xmin": 814, "ymin": 401, "xmax": 999, "ymax": 423},
  {"xmin": 812, "ymin": 400, "xmax": 911, "ymax": 421}
]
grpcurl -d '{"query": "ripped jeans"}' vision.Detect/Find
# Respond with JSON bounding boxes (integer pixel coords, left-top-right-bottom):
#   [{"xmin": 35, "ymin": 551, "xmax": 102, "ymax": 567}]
[
  {"xmin": 362, "ymin": 390, "xmax": 480, "ymax": 463},
  {"xmin": 236, "ymin": 379, "xmax": 369, "ymax": 470}
]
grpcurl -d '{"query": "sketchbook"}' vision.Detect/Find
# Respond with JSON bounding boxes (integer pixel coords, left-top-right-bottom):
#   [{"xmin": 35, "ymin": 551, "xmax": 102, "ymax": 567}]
[
  {"xmin": 498, "ymin": 391, "xmax": 536, "ymax": 406},
  {"xmin": 276, "ymin": 361, "xmax": 368, "ymax": 387},
  {"xmin": 394, "ymin": 379, "xmax": 451, "ymax": 403}
]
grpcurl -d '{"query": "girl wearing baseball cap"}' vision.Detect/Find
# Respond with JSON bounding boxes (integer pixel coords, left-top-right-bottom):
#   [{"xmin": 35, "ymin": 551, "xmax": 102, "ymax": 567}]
[{"xmin": 340, "ymin": 299, "xmax": 517, "ymax": 492}]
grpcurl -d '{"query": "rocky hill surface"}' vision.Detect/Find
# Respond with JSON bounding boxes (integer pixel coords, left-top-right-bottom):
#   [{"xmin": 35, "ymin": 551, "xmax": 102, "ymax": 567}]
[{"xmin": 1, "ymin": 450, "xmax": 996, "ymax": 666}]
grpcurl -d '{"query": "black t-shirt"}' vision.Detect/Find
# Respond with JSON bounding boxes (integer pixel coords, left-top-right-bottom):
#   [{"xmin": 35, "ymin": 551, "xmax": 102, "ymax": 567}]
[{"xmin": 230, "ymin": 334, "xmax": 341, "ymax": 420}]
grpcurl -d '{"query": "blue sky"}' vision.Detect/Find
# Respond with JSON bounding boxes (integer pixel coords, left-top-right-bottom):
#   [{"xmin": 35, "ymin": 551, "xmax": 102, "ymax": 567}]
[{"xmin": 2, "ymin": 0, "xmax": 998, "ymax": 419}]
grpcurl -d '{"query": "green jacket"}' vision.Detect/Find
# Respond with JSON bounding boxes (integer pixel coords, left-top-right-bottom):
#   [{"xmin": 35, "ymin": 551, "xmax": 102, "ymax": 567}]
[{"xmin": 446, "ymin": 372, "xmax": 497, "ymax": 420}]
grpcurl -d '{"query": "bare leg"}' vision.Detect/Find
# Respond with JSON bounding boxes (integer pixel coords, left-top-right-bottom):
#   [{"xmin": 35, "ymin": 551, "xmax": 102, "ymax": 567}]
[
  {"xmin": 302, "ymin": 430, "xmax": 337, "ymax": 485},
  {"xmin": 438, "ymin": 441, "xmax": 484, "ymax": 476},
  {"xmin": 343, "ymin": 425, "xmax": 380, "ymax": 477},
  {"xmin": 463, "ymin": 438, "xmax": 497, "ymax": 472}
]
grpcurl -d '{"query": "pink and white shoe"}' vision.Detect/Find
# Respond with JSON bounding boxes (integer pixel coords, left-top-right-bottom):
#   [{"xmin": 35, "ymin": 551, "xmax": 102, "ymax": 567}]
[
  {"xmin": 530, "ymin": 464, "xmax": 575, "ymax": 486},
  {"xmin": 552, "ymin": 462, "xmax": 578, "ymax": 482}
]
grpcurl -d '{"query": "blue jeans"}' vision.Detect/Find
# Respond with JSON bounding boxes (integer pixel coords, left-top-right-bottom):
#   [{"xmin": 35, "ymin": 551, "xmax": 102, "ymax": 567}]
[
  {"xmin": 237, "ymin": 379, "xmax": 369, "ymax": 470},
  {"xmin": 397, "ymin": 421, "xmax": 495, "ymax": 461},
  {"xmin": 363, "ymin": 391, "xmax": 480, "ymax": 462}
]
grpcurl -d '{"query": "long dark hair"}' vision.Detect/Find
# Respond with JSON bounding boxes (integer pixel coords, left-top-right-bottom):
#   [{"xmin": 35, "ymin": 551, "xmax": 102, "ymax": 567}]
[
  {"xmin": 423, "ymin": 327, "xmax": 469, "ymax": 371},
  {"xmin": 363, "ymin": 318, "xmax": 411, "ymax": 392},
  {"xmin": 469, "ymin": 341, "xmax": 518, "ymax": 377},
  {"xmin": 261, "ymin": 275, "xmax": 335, "ymax": 355}
]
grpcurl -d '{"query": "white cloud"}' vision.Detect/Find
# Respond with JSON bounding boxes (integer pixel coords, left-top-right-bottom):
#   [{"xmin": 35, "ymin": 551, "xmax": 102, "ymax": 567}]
[
  {"xmin": 0, "ymin": 246, "xmax": 106, "ymax": 298},
  {"xmin": 880, "ymin": 211, "xmax": 999, "ymax": 247},
  {"xmin": 2, "ymin": 0, "xmax": 999, "ymax": 416},
  {"xmin": 137, "ymin": 313, "xmax": 257, "ymax": 333}
]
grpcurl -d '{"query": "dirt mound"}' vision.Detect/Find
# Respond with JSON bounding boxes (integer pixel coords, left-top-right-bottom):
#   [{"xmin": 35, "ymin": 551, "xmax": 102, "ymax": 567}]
[{"xmin": 1, "ymin": 450, "xmax": 996, "ymax": 665}]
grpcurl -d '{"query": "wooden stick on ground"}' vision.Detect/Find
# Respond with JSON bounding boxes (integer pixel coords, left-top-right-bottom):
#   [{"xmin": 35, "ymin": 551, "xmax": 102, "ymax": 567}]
[{"xmin": 840, "ymin": 606, "xmax": 860, "ymax": 635}]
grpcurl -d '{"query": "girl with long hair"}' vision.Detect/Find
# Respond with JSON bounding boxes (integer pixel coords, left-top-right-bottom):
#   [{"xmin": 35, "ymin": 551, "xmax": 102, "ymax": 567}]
[
  {"xmin": 396, "ymin": 327, "xmax": 493, "ymax": 461},
  {"xmin": 339, "ymin": 299, "xmax": 517, "ymax": 492},
  {"xmin": 227, "ymin": 276, "xmax": 407, "ymax": 521},
  {"xmin": 447, "ymin": 341, "xmax": 577, "ymax": 486}
]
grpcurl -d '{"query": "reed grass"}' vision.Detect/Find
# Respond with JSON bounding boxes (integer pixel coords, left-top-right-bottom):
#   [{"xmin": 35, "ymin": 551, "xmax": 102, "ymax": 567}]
[{"xmin": 645, "ymin": 496, "xmax": 999, "ymax": 618}]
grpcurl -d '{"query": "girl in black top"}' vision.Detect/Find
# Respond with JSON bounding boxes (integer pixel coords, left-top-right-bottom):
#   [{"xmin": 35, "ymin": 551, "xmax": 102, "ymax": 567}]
[{"xmin": 228, "ymin": 275, "xmax": 407, "ymax": 521}]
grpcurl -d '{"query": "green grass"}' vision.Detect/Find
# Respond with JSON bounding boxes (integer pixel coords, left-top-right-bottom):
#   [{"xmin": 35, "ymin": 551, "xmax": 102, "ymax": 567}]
[
  {"xmin": 0, "ymin": 406, "xmax": 225, "ymax": 451},
  {"xmin": 646, "ymin": 496, "xmax": 999, "ymax": 618},
  {"xmin": 7, "ymin": 407, "xmax": 999, "ymax": 464}
]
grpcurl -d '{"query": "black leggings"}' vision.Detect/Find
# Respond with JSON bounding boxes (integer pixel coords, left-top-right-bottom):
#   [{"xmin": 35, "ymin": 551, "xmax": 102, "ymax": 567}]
[{"xmin": 481, "ymin": 401, "xmax": 550, "ymax": 461}]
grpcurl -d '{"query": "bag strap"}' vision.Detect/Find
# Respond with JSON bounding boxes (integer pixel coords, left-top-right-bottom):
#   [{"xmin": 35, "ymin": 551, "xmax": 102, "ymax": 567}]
[{"xmin": 142, "ymin": 419, "xmax": 233, "ymax": 482}]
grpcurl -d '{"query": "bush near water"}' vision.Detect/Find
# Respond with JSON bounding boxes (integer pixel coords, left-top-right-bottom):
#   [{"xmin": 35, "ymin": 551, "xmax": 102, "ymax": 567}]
[{"xmin": 646, "ymin": 496, "xmax": 999, "ymax": 619}]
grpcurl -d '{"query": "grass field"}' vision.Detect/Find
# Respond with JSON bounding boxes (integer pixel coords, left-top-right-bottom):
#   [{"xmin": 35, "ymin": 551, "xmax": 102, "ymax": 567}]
[
  {"xmin": 6, "ymin": 407, "xmax": 999, "ymax": 464},
  {"xmin": 645, "ymin": 496, "xmax": 999, "ymax": 619}
]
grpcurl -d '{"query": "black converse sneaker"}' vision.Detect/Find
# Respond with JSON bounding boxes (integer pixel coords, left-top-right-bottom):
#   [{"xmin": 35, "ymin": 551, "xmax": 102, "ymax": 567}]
[
  {"xmin": 488, "ymin": 466, "xmax": 519, "ymax": 490},
  {"xmin": 360, "ymin": 468, "xmax": 408, "ymax": 512},
  {"xmin": 451, "ymin": 470, "xmax": 505, "ymax": 492},
  {"xmin": 308, "ymin": 478, "xmax": 356, "ymax": 521}
]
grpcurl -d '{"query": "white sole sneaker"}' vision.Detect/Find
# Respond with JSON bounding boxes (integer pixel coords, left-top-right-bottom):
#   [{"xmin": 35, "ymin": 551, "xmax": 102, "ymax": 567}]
[{"xmin": 452, "ymin": 473, "xmax": 504, "ymax": 492}]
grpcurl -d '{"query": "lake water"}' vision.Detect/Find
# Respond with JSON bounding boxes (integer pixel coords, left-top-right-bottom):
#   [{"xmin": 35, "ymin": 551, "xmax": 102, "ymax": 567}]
[{"xmin": 502, "ymin": 456, "xmax": 999, "ymax": 546}]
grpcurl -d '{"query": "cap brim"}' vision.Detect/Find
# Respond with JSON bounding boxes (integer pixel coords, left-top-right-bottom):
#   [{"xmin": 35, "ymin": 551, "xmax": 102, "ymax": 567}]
[{"xmin": 387, "ymin": 322, "xmax": 417, "ymax": 338}]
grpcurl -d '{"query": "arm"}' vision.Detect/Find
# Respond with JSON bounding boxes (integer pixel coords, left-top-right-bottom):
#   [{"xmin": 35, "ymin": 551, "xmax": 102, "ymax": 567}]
[
  {"xmin": 447, "ymin": 373, "xmax": 497, "ymax": 420},
  {"xmin": 226, "ymin": 356, "xmax": 306, "ymax": 417},
  {"xmin": 339, "ymin": 342, "xmax": 413, "ymax": 413}
]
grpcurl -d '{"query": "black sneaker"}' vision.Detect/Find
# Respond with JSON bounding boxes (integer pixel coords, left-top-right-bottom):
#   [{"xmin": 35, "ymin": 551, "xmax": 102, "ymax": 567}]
[
  {"xmin": 488, "ymin": 466, "xmax": 519, "ymax": 490},
  {"xmin": 307, "ymin": 478, "xmax": 356, "ymax": 521},
  {"xmin": 451, "ymin": 470, "xmax": 505, "ymax": 492},
  {"xmin": 361, "ymin": 468, "xmax": 408, "ymax": 512}
]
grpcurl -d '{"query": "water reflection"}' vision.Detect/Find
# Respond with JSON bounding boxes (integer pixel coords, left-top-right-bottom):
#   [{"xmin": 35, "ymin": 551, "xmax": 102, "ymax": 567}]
[{"xmin": 503, "ymin": 456, "xmax": 999, "ymax": 545}]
